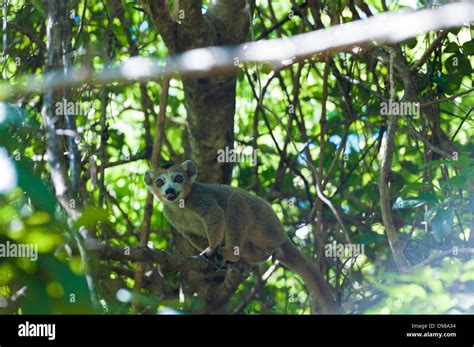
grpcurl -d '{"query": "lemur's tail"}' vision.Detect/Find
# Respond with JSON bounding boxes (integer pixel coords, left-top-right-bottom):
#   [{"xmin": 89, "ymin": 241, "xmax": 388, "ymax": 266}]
[{"xmin": 277, "ymin": 239, "xmax": 341, "ymax": 314}]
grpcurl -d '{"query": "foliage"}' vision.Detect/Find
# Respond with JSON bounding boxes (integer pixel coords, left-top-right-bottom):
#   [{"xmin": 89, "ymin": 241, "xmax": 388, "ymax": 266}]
[{"xmin": 0, "ymin": 0, "xmax": 472, "ymax": 314}]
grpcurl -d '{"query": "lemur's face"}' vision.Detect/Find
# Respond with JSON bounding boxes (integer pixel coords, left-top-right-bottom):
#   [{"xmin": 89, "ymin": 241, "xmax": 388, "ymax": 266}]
[{"xmin": 144, "ymin": 160, "xmax": 197, "ymax": 203}]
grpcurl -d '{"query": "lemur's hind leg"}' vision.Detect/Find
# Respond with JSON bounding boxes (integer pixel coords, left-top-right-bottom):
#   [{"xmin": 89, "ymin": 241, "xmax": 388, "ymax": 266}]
[{"xmin": 221, "ymin": 193, "xmax": 248, "ymax": 262}]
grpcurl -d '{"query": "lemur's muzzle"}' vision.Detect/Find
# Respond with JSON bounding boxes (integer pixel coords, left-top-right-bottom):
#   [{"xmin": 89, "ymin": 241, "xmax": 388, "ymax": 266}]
[{"xmin": 165, "ymin": 188, "xmax": 178, "ymax": 201}]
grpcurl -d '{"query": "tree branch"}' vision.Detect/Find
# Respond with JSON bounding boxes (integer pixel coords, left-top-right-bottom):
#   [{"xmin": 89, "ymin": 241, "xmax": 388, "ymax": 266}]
[
  {"xmin": 206, "ymin": 0, "xmax": 255, "ymax": 45},
  {"xmin": 94, "ymin": 243, "xmax": 220, "ymax": 274},
  {"xmin": 141, "ymin": 0, "xmax": 177, "ymax": 52},
  {"xmin": 411, "ymin": 30, "xmax": 448, "ymax": 72},
  {"xmin": 178, "ymin": 0, "xmax": 205, "ymax": 34},
  {"xmin": 378, "ymin": 47, "xmax": 411, "ymax": 274},
  {"xmin": 413, "ymin": 248, "xmax": 474, "ymax": 269}
]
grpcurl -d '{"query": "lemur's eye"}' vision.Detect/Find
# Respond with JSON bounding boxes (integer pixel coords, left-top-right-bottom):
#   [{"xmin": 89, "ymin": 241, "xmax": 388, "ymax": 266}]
[
  {"xmin": 156, "ymin": 178, "xmax": 164, "ymax": 187},
  {"xmin": 174, "ymin": 175, "xmax": 183, "ymax": 183}
]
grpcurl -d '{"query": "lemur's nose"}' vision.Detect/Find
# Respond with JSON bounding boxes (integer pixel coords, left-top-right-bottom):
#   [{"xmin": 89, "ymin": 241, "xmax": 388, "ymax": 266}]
[{"xmin": 165, "ymin": 188, "xmax": 175, "ymax": 194}]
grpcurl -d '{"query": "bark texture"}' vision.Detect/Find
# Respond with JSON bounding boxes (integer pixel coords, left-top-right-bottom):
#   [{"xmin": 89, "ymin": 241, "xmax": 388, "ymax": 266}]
[{"xmin": 142, "ymin": 0, "xmax": 254, "ymax": 183}]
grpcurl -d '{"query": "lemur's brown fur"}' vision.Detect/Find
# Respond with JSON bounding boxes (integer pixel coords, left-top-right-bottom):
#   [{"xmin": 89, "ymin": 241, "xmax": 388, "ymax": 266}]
[{"xmin": 145, "ymin": 160, "xmax": 339, "ymax": 313}]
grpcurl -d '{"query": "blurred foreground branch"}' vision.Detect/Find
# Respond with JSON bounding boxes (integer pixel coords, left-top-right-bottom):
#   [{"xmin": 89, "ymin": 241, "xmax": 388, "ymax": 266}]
[{"xmin": 1, "ymin": 2, "xmax": 473, "ymax": 100}]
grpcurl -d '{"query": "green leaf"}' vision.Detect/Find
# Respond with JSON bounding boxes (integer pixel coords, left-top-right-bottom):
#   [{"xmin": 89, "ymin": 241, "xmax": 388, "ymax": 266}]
[
  {"xmin": 446, "ymin": 175, "xmax": 468, "ymax": 188},
  {"xmin": 454, "ymin": 154, "xmax": 472, "ymax": 169},
  {"xmin": 74, "ymin": 207, "xmax": 108, "ymax": 230},
  {"xmin": 18, "ymin": 255, "xmax": 94, "ymax": 313},
  {"xmin": 404, "ymin": 37, "xmax": 418, "ymax": 49},
  {"xmin": 15, "ymin": 160, "xmax": 57, "ymax": 216},
  {"xmin": 280, "ymin": 174, "xmax": 295, "ymax": 191},
  {"xmin": 400, "ymin": 160, "xmax": 418, "ymax": 174},
  {"xmin": 462, "ymin": 39, "xmax": 474, "ymax": 55},
  {"xmin": 420, "ymin": 158, "xmax": 444, "ymax": 169},
  {"xmin": 392, "ymin": 194, "xmax": 435, "ymax": 210},
  {"xmin": 30, "ymin": 0, "xmax": 47, "ymax": 18},
  {"xmin": 360, "ymin": 231, "xmax": 386, "ymax": 245},
  {"xmin": 445, "ymin": 54, "xmax": 471, "ymax": 76},
  {"xmin": 444, "ymin": 42, "xmax": 459, "ymax": 54},
  {"xmin": 432, "ymin": 72, "xmax": 449, "ymax": 90},
  {"xmin": 443, "ymin": 74, "xmax": 462, "ymax": 94},
  {"xmin": 430, "ymin": 208, "xmax": 454, "ymax": 242},
  {"xmin": 259, "ymin": 144, "xmax": 277, "ymax": 154},
  {"xmin": 448, "ymin": 27, "xmax": 461, "ymax": 36},
  {"xmin": 26, "ymin": 212, "xmax": 51, "ymax": 226}
]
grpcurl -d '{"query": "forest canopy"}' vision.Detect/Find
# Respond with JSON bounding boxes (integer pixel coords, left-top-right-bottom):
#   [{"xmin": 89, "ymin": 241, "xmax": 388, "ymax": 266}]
[{"xmin": 0, "ymin": 0, "xmax": 473, "ymax": 314}]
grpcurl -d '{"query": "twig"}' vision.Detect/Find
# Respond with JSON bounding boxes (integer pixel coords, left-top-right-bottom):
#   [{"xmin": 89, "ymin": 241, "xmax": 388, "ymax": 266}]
[
  {"xmin": 315, "ymin": 53, "xmax": 332, "ymax": 252},
  {"xmin": 256, "ymin": 1, "xmax": 309, "ymax": 40},
  {"xmin": 132, "ymin": 77, "xmax": 170, "ymax": 311},
  {"xmin": 2, "ymin": 0, "xmax": 8, "ymax": 79},
  {"xmin": 306, "ymin": 160, "xmax": 351, "ymax": 238},
  {"xmin": 420, "ymin": 88, "xmax": 474, "ymax": 107},
  {"xmin": 401, "ymin": 114, "xmax": 454, "ymax": 160},
  {"xmin": 63, "ymin": 10, "xmax": 81, "ymax": 198},
  {"xmin": 105, "ymin": 190, "xmax": 138, "ymax": 236},
  {"xmin": 450, "ymin": 107, "xmax": 472, "ymax": 142},
  {"xmin": 96, "ymin": 2, "xmax": 113, "ymax": 249},
  {"xmin": 74, "ymin": 0, "xmax": 87, "ymax": 48},
  {"xmin": 330, "ymin": 132, "xmax": 380, "ymax": 199},
  {"xmin": 103, "ymin": 153, "xmax": 147, "ymax": 169},
  {"xmin": 98, "ymin": 64, "xmax": 110, "ymax": 207},
  {"xmin": 7, "ymin": 23, "xmax": 46, "ymax": 50},
  {"xmin": 411, "ymin": 30, "xmax": 448, "ymax": 72}
]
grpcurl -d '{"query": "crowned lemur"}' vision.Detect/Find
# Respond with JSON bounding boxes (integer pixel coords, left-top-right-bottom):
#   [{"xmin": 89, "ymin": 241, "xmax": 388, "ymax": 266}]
[{"xmin": 144, "ymin": 160, "xmax": 339, "ymax": 313}]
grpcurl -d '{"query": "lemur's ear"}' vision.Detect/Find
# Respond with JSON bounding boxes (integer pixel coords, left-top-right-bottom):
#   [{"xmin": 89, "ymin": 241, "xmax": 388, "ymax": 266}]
[
  {"xmin": 182, "ymin": 160, "xmax": 197, "ymax": 181},
  {"xmin": 144, "ymin": 170, "xmax": 153, "ymax": 185}
]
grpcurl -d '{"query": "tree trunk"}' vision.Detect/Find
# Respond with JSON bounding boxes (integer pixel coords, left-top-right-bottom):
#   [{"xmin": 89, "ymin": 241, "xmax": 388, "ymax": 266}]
[{"xmin": 142, "ymin": 0, "xmax": 254, "ymax": 183}]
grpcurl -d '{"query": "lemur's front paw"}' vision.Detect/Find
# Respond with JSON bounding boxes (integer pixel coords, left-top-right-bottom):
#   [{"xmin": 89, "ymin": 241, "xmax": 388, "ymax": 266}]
[{"xmin": 200, "ymin": 247, "xmax": 227, "ymax": 269}]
